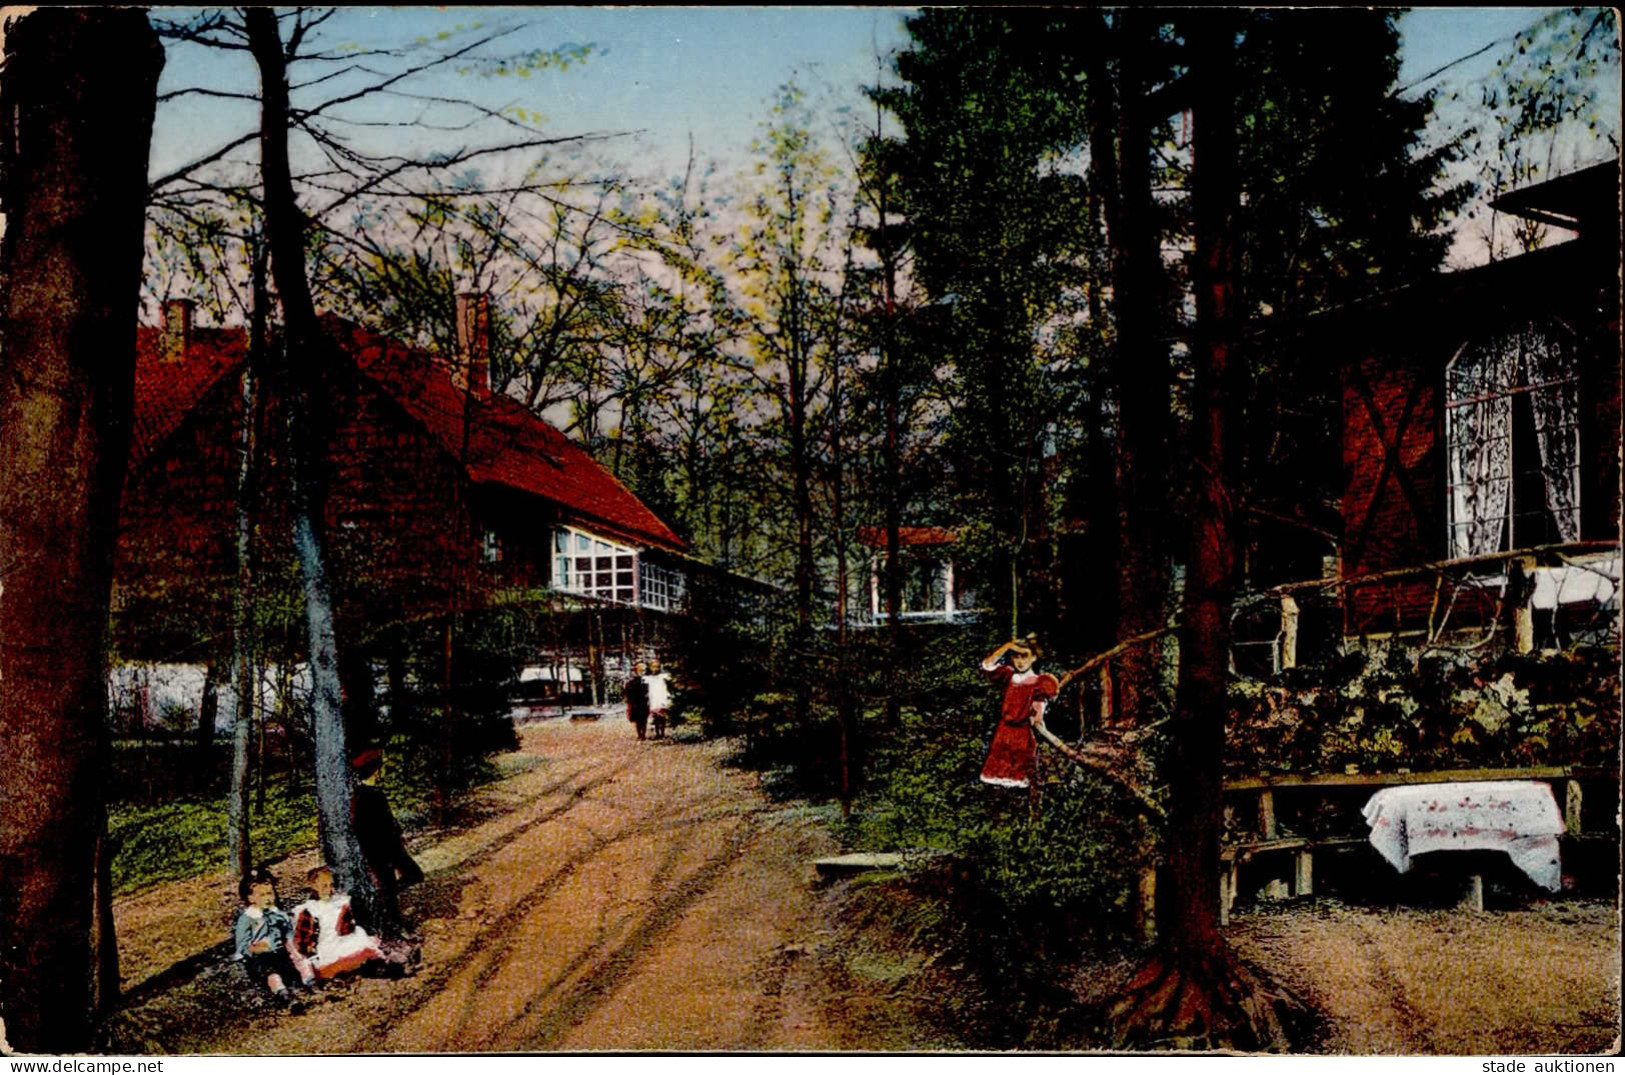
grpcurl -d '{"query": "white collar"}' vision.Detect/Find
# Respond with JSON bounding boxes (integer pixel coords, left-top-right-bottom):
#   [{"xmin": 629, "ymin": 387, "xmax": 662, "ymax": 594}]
[
  {"xmin": 1012, "ymin": 669, "xmax": 1039, "ymax": 683},
  {"xmin": 244, "ymin": 906, "xmax": 264, "ymax": 920}
]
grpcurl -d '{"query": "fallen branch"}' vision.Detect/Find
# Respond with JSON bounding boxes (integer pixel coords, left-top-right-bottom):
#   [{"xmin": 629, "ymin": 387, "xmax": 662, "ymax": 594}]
[
  {"xmin": 1034, "ymin": 717, "xmax": 1165, "ymax": 821},
  {"xmin": 1056, "ymin": 625, "xmax": 1178, "ymax": 691}
]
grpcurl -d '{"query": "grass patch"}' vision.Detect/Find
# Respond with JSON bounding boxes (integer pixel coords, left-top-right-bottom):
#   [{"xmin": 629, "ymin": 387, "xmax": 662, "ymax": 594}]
[
  {"xmin": 109, "ymin": 740, "xmax": 520, "ymax": 897},
  {"xmin": 109, "ymin": 784, "xmax": 319, "ymax": 896}
]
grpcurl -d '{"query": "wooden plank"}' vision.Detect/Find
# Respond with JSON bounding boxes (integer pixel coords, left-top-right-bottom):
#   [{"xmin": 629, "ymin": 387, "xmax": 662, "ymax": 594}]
[
  {"xmin": 1229, "ymin": 837, "xmax": 1311, "ymax": 858},
  {"xmin": 1224, "ymin": 766, "xmax": 1581, "ymax": 791},
  {"xmin": 1565, "ymin": 779, "xmax": 1583, "ymax": 836},
  {"xmin": 813, "ymin": 853, "xmax": 906, "ymax": 878}
]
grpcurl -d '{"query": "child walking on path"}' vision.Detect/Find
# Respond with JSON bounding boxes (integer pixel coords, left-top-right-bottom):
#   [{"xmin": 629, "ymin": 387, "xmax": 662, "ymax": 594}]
[
  {"xmin": 625, "ymin": 661, "xmax": 650, "ymax": 741},
  {"xmin": 646, "ymin": 659, "xmax": 673, "ymax": 740}
]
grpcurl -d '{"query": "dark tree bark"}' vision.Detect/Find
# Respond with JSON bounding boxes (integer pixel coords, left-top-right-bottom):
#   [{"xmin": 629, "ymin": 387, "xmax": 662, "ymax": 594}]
[
  {"xmin": 1110, "ymin": 16, "xmax": 1302, "ymax": 1049},
  {"xmin": 881, "ymin": 250, "xmax": 904, "ymax": 730},
  {"xmin": 227, "ymin": 237, "xmax": 266, "ymax": 882},
  {"xmin": 0, "ymin": 9, "xmax": 162, "ymax": 1052},
  {"xmin": 1085, "ymin": 10, "xmax": 1174, "ymax": 727},
  {"xmin": 244, "ymin": 9, "xmax": 391, "ymax": 933}
]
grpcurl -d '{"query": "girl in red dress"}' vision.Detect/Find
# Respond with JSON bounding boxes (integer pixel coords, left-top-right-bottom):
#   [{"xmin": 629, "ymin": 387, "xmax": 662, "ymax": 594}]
[{"xmin": 979, "ymin": 637, "xmax": 1060, "ymax": 789}]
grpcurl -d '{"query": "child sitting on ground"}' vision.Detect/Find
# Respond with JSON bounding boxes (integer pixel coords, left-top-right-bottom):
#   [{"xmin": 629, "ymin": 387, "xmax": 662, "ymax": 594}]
[
  {"xmin": 292, "ymin": 865, "xmax": 393, "ymax": 980},
  {"xmin": 232, "ymin": 867, "xmax": 313, "ymax": 1009}
]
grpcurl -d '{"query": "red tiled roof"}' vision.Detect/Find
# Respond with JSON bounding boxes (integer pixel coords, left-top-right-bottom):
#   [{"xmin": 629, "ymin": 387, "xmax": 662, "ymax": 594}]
[
  {"xmin": 130, "ymin": 326, "xmax": 247, "ymax": 471},
  {"xmin": 856, "ymin": 525, "xmax": 958, "ymax": 548},
  {"xmin": 128, "ymin": 318, "xmax": 684, "ymax": 553},
  {"xmin": 334, "ymin": 318, "xmax": 685, "ymax": 552}
]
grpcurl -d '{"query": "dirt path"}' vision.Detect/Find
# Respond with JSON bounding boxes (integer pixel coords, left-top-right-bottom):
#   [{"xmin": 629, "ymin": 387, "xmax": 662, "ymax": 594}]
[
  {"xmin": 1228, "ymin": 900, "xmax": 1621, "ymax": 1054},
  {"xmin": 109, "ymin": 718, "xmax": 861, "ymax": 1053},
  {"xmin": 103, "ymin": 720, "xmax": 1620, "ymax": 1055}
]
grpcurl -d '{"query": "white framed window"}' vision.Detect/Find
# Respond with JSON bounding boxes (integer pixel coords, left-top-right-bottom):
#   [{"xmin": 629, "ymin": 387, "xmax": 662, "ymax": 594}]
[
  {"xmin": 639, "ymin": 560, "xmax": 686, "ymax": 612},
  {"xmin": 1445, "ymin": 321, "xmax": 1581, "ymax": 558},
  {"xmin": 553, "ymin": 527, "xmax": 638, "ymax": 604},
  {"xmin": 481, "ymin": 528, "xmax": 503, "ymax": 564}
]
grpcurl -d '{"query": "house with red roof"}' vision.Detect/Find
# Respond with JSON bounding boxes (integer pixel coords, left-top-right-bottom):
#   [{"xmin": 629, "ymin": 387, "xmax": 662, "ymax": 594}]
[
  {"xmin": 852, "ymin": 526, "xmax": 983, "ymax": 625},
  {"xmin": 112, "ymin": 295, "xmax": 689, "ymax": 673}
]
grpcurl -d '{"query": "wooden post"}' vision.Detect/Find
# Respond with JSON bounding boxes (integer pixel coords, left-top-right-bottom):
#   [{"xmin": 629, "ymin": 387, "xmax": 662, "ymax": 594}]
[
  {"xmin": 1565, "ymin": 779, "xmax": 1583, "ymax": 836},
  {"xmin": 1218, "ymin": 860, "xmax": 1232, "ymax": 926},
  {"xmin": 1097, "ymin": 663, "xmax": 1114, "ymax": 725},
  {"xmin": 1258, "ymin": 789, "xmax": 1277, "ymax": 840},
  {"xmin": 1279, "ymin": 594, "xmax": 1300, "ymax": 670},
  {"xmin": 1460, "ymin": 873, "xmax": 1484, "ymax": 912},
  {"xmin": 1135, "ymin": 865, "xmax": 1157, "ymax": 943},
  {"xmin": 1294, "ymin": 848, "xmax": 1313, "ymax": 897},
  {"xmin": 1511, "ymin": 556, "xmax": 1536, "ymax": 654}
]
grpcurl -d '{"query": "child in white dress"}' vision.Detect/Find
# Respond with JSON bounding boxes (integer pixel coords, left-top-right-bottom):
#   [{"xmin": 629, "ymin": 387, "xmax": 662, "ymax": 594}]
[{"xmin": 292, "ymin": 865, "xmax": 388, "ymax": 980}]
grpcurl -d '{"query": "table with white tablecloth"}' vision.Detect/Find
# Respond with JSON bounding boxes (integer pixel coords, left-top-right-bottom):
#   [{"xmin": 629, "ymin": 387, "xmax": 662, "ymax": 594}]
[{"xmin": 1361, "ymin": 780, "xmax": 1564, "ymax": 891}]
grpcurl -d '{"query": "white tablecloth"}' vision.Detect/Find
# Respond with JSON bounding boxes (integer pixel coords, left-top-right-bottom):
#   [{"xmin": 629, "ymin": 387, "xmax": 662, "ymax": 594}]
[{"xmin": 1362, "ymin": 781, "xmax": 1563, "ymax": 891}]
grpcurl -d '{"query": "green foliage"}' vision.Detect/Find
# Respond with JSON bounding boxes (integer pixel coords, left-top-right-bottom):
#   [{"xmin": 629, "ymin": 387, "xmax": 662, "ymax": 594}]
[
  {"xmin": 1464, "ymin": 8, "xmax": 1620, "ymax": 256},
  {"xmin": 109, "ymin": 782, "xmax": 318, "ymax": 896},
  {"xmin": 1232, "ymin": 10, "xmax": 1474, "ymax": 317},
  {"xmin": 867, "ymin": 10, "xmax": 1089, "ymax": 577},
  {"xmin": 458, "ymin": 40, "xmax": 596, "ymax": 78},
  {"xmin": 828, "ymin": 635, "xmax": 1142, "ymax": 958},
  {"xmin": 1226, "ymin": 642, "xmax": 1621, "ymax": 778},
  {"xmin": 377, "ymin": 611, "xmax": 523, "ymax": 801}
]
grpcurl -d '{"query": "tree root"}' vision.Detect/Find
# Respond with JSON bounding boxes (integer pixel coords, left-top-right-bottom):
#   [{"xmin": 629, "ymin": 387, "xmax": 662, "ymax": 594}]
[{"xmin": 1108, "ymin": 942, "xmax": 1312, "ymax": 1052}]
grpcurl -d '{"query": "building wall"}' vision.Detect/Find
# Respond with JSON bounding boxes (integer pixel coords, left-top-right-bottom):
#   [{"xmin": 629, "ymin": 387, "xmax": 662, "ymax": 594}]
[
  {"xmin": 1339, "ymin": 351, "xmax": 1449, "ymax": 635},
  {"xmin": 112, "ymin": 355, "xmax": 554, "ymax": 659},
  {"xmin": 1334, "ymin": 244, "xmax": 1621, "ymax": 639}
]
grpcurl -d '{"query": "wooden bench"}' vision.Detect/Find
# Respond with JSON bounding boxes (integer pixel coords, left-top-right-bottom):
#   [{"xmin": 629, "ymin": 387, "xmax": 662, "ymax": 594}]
[{"xmin": 1216, "ymin": 765, "xmax": 1618, "ymax": 922}]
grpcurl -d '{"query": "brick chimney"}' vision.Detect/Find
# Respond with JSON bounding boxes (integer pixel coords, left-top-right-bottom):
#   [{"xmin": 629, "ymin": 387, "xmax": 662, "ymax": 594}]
[
  {"xmin": 455, "ymin": 292, "xmax": 490, "ymax": 396},
  {"xmin": 161, "ymin": 298, "xmax": 194, "ymax": 364}
]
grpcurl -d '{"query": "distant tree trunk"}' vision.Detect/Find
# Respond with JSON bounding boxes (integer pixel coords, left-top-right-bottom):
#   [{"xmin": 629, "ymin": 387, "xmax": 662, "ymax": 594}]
[
  {"xmin": 1088, "ymin": 10, "xmax": 1173, "ymax": 726},
  {"xmin": 245, "ymin": 9, "xmax": 389, "ymax": 932},
  {"xmin": 882, "ymin": 259, "xmax": 904, "ymax": 730},
  {"xmin": 227, "ymin": 238, "xmax": 265, "ymax": 881},
  {"xmin": 0, "ymin": 9, "xmax": 162, "ymax": 1052},
  {"xmin": 195, "ymin": 659, "xmax": 221, "ymax": 776},
  {"xmin": 1111, "ymin": 18, "xmax": 1299, "ymax": 1049},
  {"xmin": 787, "ymin": 289, "xmax": 817, "ymax": 739},
  {"xmin": 91, "ymin": 798, "xmax": 119, "ymax": 1022}
]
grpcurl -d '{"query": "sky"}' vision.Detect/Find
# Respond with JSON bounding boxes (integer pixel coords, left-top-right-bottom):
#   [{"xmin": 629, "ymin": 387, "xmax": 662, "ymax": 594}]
[
  {"xmin": 149, "ymin": 8, "xmax": 917, "ymax": 185},
  {"xmin": 144, "ymin": 7, "xmax": 1618, "ymax": 261}
]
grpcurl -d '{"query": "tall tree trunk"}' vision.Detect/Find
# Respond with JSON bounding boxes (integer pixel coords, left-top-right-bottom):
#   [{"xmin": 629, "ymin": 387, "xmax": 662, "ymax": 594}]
[
  {"xmin": 245, "ymin": 9, "xmax": 389, "ymax": 933},
  {"xmin": 90, "ymin": 795, "xmax": 119, "ymax": 1022},
  {"xmin": 1110, "ymin": 18, "xmax": 1299, "ymax": 1049},
  {"xmin": 882, "ymin": 258, "xmax": 904, "ymax": 729},
  {"xmin": 0, "ymin": 9, "xmax": 162, "ymax": 1052},
  {"xmin": 829, "ymin": 300, "xmax": 856, "ymax": 816},
  {"xmin": 228, "ymin": 237, "xmax": 267, "ymax": 881},
  {"xmin": 194, "ymin": 659, "xmax": 221, "ymax": 783},
  {"xmin": 1089, "ymin": 10, "xmax": 1173, "ymax": 726}
]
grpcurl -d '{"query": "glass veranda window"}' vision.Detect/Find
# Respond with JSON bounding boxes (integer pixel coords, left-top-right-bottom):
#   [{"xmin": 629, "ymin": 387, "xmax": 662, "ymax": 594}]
[
  {"xmin": 553, "ymin": 527, "xmax": 638, "ymax": 603},
  {"xmin": 1445, "ymin": 322, "xmax": 1582, "ymax": 559}
]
